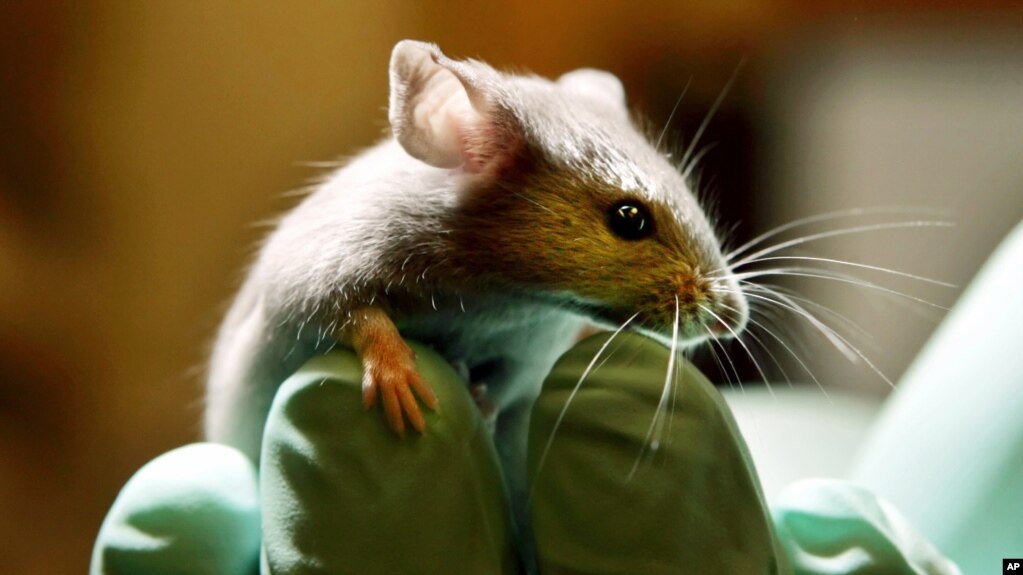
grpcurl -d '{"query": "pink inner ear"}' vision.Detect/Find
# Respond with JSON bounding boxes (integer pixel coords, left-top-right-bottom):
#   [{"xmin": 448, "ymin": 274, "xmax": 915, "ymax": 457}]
[
  {"xmin": 418, "ymin": 82, "xmax": 516, "ymax": 175},
  {"xmin": 411, "ymin": 68, "xmax": 485, "ymax": 169},
  {"xmin": 402, "ymin": 52, "xmax": 520, "ymax": 174},
  {"xmin": 459, "ymin": 120, "xmax": 519, "ymax": 175}
]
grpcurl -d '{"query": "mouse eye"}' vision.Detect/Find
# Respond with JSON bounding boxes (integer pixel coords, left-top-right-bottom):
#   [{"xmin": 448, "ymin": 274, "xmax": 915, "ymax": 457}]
[{"xmin": 608, "ymin": 201, "xmax": 653, "ymax": 240}]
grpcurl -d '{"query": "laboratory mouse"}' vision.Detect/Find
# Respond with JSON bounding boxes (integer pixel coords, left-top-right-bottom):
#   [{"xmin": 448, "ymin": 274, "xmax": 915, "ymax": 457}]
[{"xmin": 204, "ymin": 40, "xmax": 749, "ymax": 513}]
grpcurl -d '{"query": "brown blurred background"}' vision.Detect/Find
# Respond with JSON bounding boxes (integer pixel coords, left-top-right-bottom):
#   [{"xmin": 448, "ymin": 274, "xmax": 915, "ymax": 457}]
[{"xmin": 2, "ymin": 2, "xmax": 1021, "ymax": 572}]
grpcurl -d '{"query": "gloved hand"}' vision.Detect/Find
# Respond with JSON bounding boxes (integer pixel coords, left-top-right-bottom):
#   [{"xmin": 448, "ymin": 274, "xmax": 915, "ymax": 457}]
[{"xmin": 91, "ymin": 333, "xmax": 956, "ymax": 574}]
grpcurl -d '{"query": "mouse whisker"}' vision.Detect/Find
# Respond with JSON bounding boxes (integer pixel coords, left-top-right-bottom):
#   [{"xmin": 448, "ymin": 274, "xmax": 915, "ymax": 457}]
[
  {"xmin": 745, "ymin": 290, "xmax": 896, "ymax": 390},
  {"xmin": 700, "ymin": 304, "xmax": 774, "ymax": 398},
  {"xmin": 678, "ymin": 58, "xmax": 745, "ymax": 174},
  {"xmin": 655, "ymin": 78, "xmax": 692, "ymax": 152},
  {"xmin": 742, "ymin": 290, "xmax": 856, "ymax": 363},
  {"xmin": 733, "ymin": 268, "xmax": 949, "ymax": 311},
  {"xmin": 724, "ymin": 220, "xmax": 955, "ymax": 272},
  {"xmin": 747, "ymin": 307, "xmax": 833, "ymax": 401},
  {"xmin": 531, "ymin": 312, "xmax": 639, "ymax": 500},
  {"xmin": 664, "ymin": 343, "xmax": 687, "ymax": 448},
  {"xmin": 627, "ymin": 299, "xmax": 679, "ymax": 481},
  {"xmin": 702, "ymin": 329, "xmax": 737, "ymax": 394},
  {"xmin": 707, "ymin": 328, "xmax": 744, "ymax": 398},
  {"xmin": 719, "ymin": 301, "xmax": 792, "ymax": 390},
  {"xmin": 722, "ymin": 206, "xmax": 953, "ymax": 263},
  {"xmin": 743, "ymin": 281, "xmax": 876, "ymax": 347},
  {"xmin": 591, "ymin": 322, "xmax": 640, "ymax": 375},
  {"xmin": 680, "ymin": 142, "xmax": 719, "ymax": 181},
  {"xmin": 660, "ymin": 310, "xmax": 687, "ymax": 451},
  {"xmin": 652, "ymin": 321, "xmax": 684, "ymax": 458},
  {"xmin": 734, "ymin": 255, "xmax": 956, "ymax": 288}
]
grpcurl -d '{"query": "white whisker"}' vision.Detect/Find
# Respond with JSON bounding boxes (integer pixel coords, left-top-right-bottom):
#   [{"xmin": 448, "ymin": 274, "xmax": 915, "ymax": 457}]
[
  {"xmin": 747, "ymin": 309, "xmax": 831, "ymax": 402},
  {"xmin": 702, "ymin": 333, "xmax": 736, "ymax": 393},
  {"xmin": 666, "ymin": 345, "xmax": 685, "ymax": 446},
  {"xmin": 655, "ymin": 78, "xmax": 692, "ymax": 152},
  {"xmin": 700, "ymin": 304, "xmax": 774, "ymax": 397},
  {"xmin": 680, "ymin": 142, "xmax": 718, "ymax": 180},
  {"xmin": 746, "ymin": 289, "xmax": 895, "ymax": 389},
  {"xmin": 679, "ymin": 59, "xmax": 745, "ymax": 173},
  {"xmin": 628, "ymin": 299, "xmax": 679, "ymax": 480},
  {"xmin": 532, "ymin": 312, "xmax": 639, "ymax": 498},
  {"xmin": 724, "ymin": 206, "xmax": 951, "ymax": 262},
  {"xmin": 718, "ymin": 301, "xmax": 792, "ymax": 389},
  {"xmin": 742, "ymin": 281, "xmax": 876, "ymax": 347},
  {"xmin": 592, "ymin": 321, "xmax": 645, "ymax": 374},
  {"xmin": 707, "ymin": 328, "xmax": 745, "ymax": 397},
  {"xmin": 726, "ymin": 220, "xmax": 954, "ymax": 271},
  {"xmin": 734, "ymin": 255, "xmax": 956, "ymax": 287},
  {"xmin": 733, "ymin": 268, "xmax": 949, "ymax": 310},
  {"xmin": 743, "ymin": 290, "xmax": 856, "ymax": 362}
]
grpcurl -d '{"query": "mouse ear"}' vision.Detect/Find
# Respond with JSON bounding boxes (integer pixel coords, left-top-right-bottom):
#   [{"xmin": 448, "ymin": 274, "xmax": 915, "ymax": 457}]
[
  {"xmin": 557, "ymin": 69, "xmax": 628, "ymax": 117},
  {"xmin": 389, "ymin": 41, "xmax": 518, "ymax": 174}
]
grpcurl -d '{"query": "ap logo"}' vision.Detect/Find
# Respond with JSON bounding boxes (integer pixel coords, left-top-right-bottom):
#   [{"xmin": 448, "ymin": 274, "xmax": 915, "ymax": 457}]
[{"xmin": 1005, "ymin": 558, "xmax": 1023, "ymax": 573}]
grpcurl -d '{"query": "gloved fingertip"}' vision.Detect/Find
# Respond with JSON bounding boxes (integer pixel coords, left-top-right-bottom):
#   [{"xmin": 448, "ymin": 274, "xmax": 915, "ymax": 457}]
[{"xmin": 91, "ymin": 443, "xmax": 260, "ymax": 575}]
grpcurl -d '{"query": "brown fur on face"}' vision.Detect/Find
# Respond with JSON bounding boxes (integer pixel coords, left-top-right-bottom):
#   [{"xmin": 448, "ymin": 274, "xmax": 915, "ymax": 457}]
[{"xmin": 446, "ymin": 156, "xmax": 736, "ymax": 341}]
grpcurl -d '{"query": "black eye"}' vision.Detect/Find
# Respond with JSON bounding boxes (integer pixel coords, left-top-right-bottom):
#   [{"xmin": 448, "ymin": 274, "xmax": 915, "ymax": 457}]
[{"xmin": 608, "ymin": 201, "xmax": 653, "ymax": 240}]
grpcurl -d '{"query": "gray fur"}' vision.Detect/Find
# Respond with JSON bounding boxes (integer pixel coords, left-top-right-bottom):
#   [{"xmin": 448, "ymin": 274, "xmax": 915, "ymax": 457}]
[{"xmin": 204, "ymin": 42, "xmax": 747, "ymax": 532}]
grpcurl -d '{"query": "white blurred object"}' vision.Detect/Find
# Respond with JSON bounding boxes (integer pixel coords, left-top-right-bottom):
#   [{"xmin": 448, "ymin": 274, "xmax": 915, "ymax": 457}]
[
  {"xmin": 773, "ymin": 478, "xmax": 962, "ymax": 575},
  {"xmin": 726, "ymin": 387, "xmax": 880, "ymax": 503},
  {"xmin": 762, "ymin": 22, "xmax": 1023, "ymax": 394},
  {"xmin": 854, "ymin": 220, "xmax": 1023, "ymax": 573},
  {"xmin": 730, "ymin": 220, "xmax": 1023, "ymax": 575}
]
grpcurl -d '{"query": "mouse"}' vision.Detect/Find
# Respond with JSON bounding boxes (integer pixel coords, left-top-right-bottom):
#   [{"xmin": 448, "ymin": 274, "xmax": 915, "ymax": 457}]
[{"xmin": 203, "ymin": 38, "xmax": 749, "ymax": 543}]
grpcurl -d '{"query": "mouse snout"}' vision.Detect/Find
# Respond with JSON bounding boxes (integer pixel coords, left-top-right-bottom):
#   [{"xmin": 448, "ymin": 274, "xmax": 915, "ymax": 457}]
[
  {"xmin": 706, "ymin": 293, "xmax": 747, "ymax": 335},
  {"xmin": 704, "ymin": 277, "xmax": 749, "ymax": 338},
  {"xmin": 667, "ymin": 270, "xmax": 747, "ymax": 339}
]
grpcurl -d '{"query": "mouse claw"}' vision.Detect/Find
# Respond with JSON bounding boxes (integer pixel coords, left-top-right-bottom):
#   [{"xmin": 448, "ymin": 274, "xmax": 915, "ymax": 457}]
[
  {"xmin": 381, "ymin": 384, "xmax": 406, "ymax": 437},
  {"xmin": 360, "ymin": 347, "xmax": 437, "ymax": 437},
  {"xmin": 397, "ymin": 383, "xmax": 426, "ymax": 432},
  {"xmin": 409, "ymin": 370, "xmax": 439, "ymax": 413}
]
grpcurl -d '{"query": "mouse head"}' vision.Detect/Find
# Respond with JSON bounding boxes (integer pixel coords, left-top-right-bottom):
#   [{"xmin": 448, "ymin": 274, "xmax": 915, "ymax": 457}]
[{"xmin": 389, "ymin": 40, "xmax": 747, "ymax": 346}]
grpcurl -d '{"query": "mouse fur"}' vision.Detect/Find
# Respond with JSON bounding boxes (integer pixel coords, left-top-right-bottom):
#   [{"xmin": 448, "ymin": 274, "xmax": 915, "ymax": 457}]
[{"xmin": 204, "ymin": 41, "xmax": 748, "ymax": 541}]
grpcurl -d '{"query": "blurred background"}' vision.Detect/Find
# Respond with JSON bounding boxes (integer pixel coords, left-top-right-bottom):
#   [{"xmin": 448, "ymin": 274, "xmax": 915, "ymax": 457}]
[{"xmin": 2, "ymin": 2, "xmax": 1021, "ymax": 572}]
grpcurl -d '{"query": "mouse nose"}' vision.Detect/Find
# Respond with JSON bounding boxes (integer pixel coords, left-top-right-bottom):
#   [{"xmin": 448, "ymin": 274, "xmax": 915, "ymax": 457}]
[
  {"xmin": 708, "ymin": 306, "xmax": 742, "ymax": 336},
  {"xmin": 707, "ymin": 316, "xmax": 731, "ymax": 336},
  {"xmin": 706, "ymin": 284, "xmax": 748, "ymax": 337}
]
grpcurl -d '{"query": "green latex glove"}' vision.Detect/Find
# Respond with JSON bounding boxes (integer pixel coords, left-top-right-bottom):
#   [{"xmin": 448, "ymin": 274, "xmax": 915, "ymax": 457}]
[
  {"xmin": 258, "ymin": 341, "xmax": 516, "ymax": 574},
  {"xmin": 528, "ymin": 332, "xmax": 786, "ymax": 574},
  {"xmin": 92, "ymin": 334, "xmax": 784, "ymax": 574},
  {"xmin": 91, "ymin": 333, "xmax": 954, "ymax": 574}
]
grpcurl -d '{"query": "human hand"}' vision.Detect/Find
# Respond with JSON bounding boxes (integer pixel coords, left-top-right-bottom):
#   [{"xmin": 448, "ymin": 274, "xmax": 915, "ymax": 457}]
[{"xmin": 91, "ymin": 333, "xmax": 955, "ymax": 574}]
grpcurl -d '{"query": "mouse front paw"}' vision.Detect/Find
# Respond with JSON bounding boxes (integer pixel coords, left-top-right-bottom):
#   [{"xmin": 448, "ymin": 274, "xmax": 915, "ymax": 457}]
[{"xmin": 361, "ymin": 342, "xmax": 439, "ymax": 437}]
